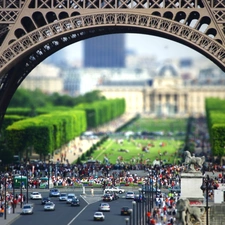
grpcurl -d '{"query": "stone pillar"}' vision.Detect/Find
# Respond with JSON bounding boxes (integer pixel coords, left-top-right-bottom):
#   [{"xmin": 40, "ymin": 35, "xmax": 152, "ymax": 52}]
[{"xmin": 181, "ymin": 172, "xmax": 204, "ymax": 203}]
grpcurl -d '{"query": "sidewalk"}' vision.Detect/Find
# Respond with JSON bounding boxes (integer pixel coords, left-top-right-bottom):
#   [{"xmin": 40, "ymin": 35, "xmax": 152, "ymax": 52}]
[
  {"xmin": 53, "ymin": 113, "xmax": 136, "ymax": 164},
  {"xmin": 0, "ymin": 206, "xmax": 22, "ymax": 225}
]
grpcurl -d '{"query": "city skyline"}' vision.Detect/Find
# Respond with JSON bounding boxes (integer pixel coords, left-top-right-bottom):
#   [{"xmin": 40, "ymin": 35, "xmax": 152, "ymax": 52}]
[{"xmin": 55, "ymin": 33, "xmax": 211, "ymax": 67}]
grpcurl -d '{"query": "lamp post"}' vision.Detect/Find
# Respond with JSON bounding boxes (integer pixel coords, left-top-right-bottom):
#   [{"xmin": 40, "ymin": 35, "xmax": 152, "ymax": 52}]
[
  {"xmin": 132, "ymin": 201, "xmax": 136, "ymax": 225},
  {"xmin": 125, "ymin": 217, "xmax": 129, "ymax": 225},
  {"xmin": 201, "ymin": 174, "xmax": 210, "ymax": 225},
  {"xmin": 26, "ymin": 165, "xmax": 29, "ymax": 203},
  {"xmin": 4, "ymin": 173, "xmax": 9, "ymax": 220},
  {"xmin": 136, "ymin": 200, "xmax": 139, "ymax": 225},
  {"xmin": 20, "ymin": 166, "xmax": 23, "ymax": 208},
  {"xmin": 129, "ymin": 209, "xmax": 132, "ymax": 225},
  {"xmin": 12, "ymin": 171, "xmax": 15, "ymax": 214}
]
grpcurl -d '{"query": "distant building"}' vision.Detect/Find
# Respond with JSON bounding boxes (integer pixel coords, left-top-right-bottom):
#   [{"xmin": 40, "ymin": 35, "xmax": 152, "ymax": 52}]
[
  {"xmin": 61, "ymin": 68, "xmax": 80, "ymax": 96},
  {"xmin": 84, "ymin": 34, "xmax": 125, "ymax": 68},
  {"xmin": 20, "ymin": 64, "xmax": 63, "ymax": 94},
  {"xmin": 98, "ymin": 64, "xmax": 225, "ymax": 117}
]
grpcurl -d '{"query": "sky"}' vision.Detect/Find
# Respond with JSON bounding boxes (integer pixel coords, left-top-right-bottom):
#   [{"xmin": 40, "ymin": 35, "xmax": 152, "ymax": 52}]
[{"xmin": 57, "ymin": 33, "xmax": 209, "ymax": 66}]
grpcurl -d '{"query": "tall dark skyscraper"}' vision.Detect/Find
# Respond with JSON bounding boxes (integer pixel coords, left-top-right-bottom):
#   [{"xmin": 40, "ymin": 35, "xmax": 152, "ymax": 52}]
[{"xmin": 84, "ymin": 34, "xmax": 125, "ymax": 68}]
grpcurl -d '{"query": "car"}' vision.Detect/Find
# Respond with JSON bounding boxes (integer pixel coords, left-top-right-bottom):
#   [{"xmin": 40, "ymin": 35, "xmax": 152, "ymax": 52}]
[
  {"xmin": 168, "ymin": 186, "xmax": 181, "ymax": 193},
  {"xmin": 41, "ymin": 197, "xmax": 51, "ymax": 205},
  {"xmin": 93, "ymin": 211, "xmax": 105, "ymax": 221},
  {"xmin": 30, "ymin": 192, "xmax": 42, "ymax": 200},
  {"xmin": 71, "ymin": 197, "xmax": 80, "ymax": 206},
  {"xmin": 21, "ymin": 204, "xmax": 34, "ymax": 215},
  {"xmin": 44, "ymin": 202, "xmax": 55, "ymax": 211},
  {"xmin": 126, "ymin": 191, "xmax": 135, "ymax": 199},
  {"xmin": 121, "ymin": 206, "xmax": 132, "ymax": 215},
  {"xmin": 111, "ymin": 192, "xmax": 119, "ymax": 200},
  {"xmin": 104, "ymin": 186, "xmax": 125, "ymax": 194},
  {"xmin": 66, "ymin": 193, "xmax": 76, "ymax": 204},
  {"xmin": 134, "ymin": 194, "xmax": 145, "ymax": 202},
  {"xmin": 59, "ymin": 193, "xmax": 67, "ymax": 201},
  {"xmin": 98, "ymin": 202, "xmax": 110, "ymax": 212},
  {"xmin": 49, "ymin": 189, "xmax": 60, "ymax": 197},
  {"xmin": 102, "ymin": 194, "xmax": 113, "ymax": 201}
]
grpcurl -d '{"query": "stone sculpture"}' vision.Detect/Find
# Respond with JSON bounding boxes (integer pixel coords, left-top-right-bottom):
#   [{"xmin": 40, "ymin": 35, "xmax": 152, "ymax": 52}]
[
  {"xmin": 184, "ymin": 151, "xmax": 205, "ymax": 172},
  {"xmin": 176, "ymin": 198, "xmax": 205, "ymax": 225}
]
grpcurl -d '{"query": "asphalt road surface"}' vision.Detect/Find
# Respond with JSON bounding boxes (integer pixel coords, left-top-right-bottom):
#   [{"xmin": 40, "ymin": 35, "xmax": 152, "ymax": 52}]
[{"xmin": 11, "ymin": 189, "xmax": 142, "ymax": 225}]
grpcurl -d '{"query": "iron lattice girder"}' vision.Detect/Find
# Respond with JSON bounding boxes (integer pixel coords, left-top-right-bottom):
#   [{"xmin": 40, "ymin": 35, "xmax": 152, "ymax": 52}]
[
  {"xmin": 1, "ymin": 10, "xmax": 225, "ymax": 76},
  {"xmin": 0, "ymin": 0, "xmax": 225, "ymax": 126}
]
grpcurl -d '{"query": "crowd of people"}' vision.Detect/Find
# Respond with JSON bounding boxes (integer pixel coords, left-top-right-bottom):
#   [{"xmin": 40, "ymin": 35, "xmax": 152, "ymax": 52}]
[{"xmin": 1, "ymin": 117, "xmax": 225, "ymax": 224}]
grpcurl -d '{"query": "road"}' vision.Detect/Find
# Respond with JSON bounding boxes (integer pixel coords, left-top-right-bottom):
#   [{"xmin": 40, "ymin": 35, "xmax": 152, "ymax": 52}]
[{"xmin": 11, "ymin": 189, "xmax": 142, "ymax": 225}]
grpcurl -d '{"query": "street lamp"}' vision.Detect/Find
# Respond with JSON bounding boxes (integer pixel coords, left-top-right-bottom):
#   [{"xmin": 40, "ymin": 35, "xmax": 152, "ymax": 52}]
[
  {"xmin": 200, "ymin": 174, "xmax": 212, "ymax": 225},
  {"xmin": 125, "ymin": 217, "xmax": 129, "ymax": 225},
  {"xmin": 12, "ymin": 170, "xmax": 15, "ymax": 213},
  {"xmin": 132, "ymin": 201, "xmax": 136, "ymax": 225},
  {"xmin": 129, "ymin": 208, "xmax": 133, "ymax": 225},
  {"xmin": 4, "ymin": 173, "xmax": 9, "ymax": 220},
  {"xmin": 20, "ymin": 166, "xmax": 23, "ymax": 208},
  {"xmin": 26, "ymin": 165, "xmax": 29, "ymax": 203}
]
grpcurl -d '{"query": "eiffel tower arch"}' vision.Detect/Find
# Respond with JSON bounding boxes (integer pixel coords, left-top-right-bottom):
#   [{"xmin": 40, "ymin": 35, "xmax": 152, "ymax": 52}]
[{"xmin": 0, "ymin": 0, "xmax": 225, "ymax": 126}]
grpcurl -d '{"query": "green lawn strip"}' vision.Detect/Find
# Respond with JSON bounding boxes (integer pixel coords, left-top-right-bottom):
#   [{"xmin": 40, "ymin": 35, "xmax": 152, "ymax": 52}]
[
  {"xmin": 122, "ymin": 118, "xmax": 187, "ymax": 133},
  {"xmin": 91, "ymin": 137, "xmax": 183, "ymax": 164}
]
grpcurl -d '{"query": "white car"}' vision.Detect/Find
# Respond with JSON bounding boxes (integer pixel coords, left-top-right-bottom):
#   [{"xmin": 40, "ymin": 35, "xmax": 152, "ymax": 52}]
[
  {"xmin": 44, "ymin": 202, "xmax": 55, "ymax": 211},
  {"xmin": 126, "ymin": 191, "xmax": 135, "ymax": 199},
  {"xmin": 21, "ymin": 204, "xmax": 34, "ymax": 215},
  {"xmin": 59, "ymin": 193, "xmax": 67, "ymax": 201},
  {"xmin": 66, "ymin": 193, "xmax": 76, "ymax": 204},
  {"xmin": 98, "ymin": 203, "xmax": 110, "ymax": 212},
  {"xmin": 104, "ymin": 186, "xmax": 125, "ymax": 194},
  {"xmin": 93, "ymin": 212, "xmax": 105, "ymax": 221},
  {"xmin": 30, "ymin": 192, "xmax": 42, "ymax": 200}
]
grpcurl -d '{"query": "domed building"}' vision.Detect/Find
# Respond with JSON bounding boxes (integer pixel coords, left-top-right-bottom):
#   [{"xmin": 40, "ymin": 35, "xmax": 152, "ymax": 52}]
[{"xmin": 95, "ymin": 64, "xmax": 225, "ymax": 117}]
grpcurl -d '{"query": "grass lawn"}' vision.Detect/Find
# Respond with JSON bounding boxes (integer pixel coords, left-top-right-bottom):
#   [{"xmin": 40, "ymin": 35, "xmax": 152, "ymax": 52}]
[
  {"xmin": 83, "ymin": 117, "xmax": 187, "ymax": 165},
  {"xmin": 122, "ymin": 118, "xmax": 188, "ymax": 134},
  {"xmin": 90, "ymin": 137, "xmax": 184, "ymax": 165}
]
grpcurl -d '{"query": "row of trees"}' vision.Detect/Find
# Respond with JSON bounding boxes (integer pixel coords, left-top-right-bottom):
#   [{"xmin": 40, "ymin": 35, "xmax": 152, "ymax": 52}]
[
  {"xmin": 0, "ymin": 88, "xmax": 125, "ymax": 163},
  {"xmin": 205, "ymin": 97, "xmax": 225, "ymax": 164}
]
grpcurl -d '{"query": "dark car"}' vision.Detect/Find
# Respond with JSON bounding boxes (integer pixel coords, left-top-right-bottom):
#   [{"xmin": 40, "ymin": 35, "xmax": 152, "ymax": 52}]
[
  {"xmin": 49, "ymin": 189, "xmax": 60, "ymax": 197},
  {"xmin": 134, "ymin": 194, "xmax": 145, "ymax": 202},
  {"xmin": 103, "ymin": 194, "xmax": 113, "ymax": 201},
  {"xmin": 71, "ymin": 197, "xmax": 80, "ymax": 206},
  {"xmin": 41, "ymin": 197, "xmax": 51, "ymax": 205},
  {"xmin": 111, "ymin": 192, "xmax": 119, "ymax": 200},
  {"xmin": 121, "ymin": 206, "xmax": 131, "ymax": 215}
]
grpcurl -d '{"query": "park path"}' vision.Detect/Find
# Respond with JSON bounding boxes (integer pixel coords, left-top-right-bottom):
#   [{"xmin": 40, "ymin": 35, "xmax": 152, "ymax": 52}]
[{"xmin": 53, "ymin": 113, "xmax": 136, "ymax": 164}]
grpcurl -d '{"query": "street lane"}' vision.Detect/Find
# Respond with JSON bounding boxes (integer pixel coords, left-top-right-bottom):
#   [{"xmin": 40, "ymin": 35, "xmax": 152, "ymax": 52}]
[{"xmin": 11, "ymin": 189, "xmax": 141, "ymax": 225}]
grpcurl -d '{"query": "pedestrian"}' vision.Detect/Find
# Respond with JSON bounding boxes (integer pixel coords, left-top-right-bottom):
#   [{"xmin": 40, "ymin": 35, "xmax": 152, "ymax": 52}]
[
  {"xmin": 91, "ymin": 188, "xmax": 94, "ymax": 196},
  {"xmin": 23, "ymin": 194, "xmax": 26, "ymax": 203}
]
